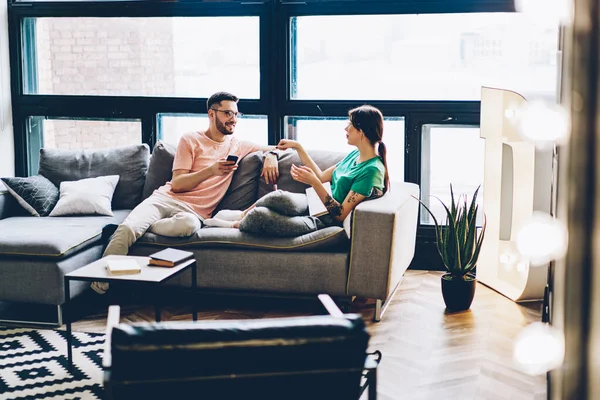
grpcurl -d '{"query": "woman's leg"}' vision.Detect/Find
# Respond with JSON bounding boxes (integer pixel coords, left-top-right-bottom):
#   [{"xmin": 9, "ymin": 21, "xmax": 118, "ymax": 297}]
[
  {"xmin": 149, "ymin": 211, "xmax": 201, "ymax": 237},
  {"xmin": 238, "ymin": 206, "xmax": 325, "ymax": 237}
]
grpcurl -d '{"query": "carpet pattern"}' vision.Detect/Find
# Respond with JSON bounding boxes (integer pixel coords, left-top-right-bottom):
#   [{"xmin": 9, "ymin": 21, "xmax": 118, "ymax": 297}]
[{"xmin": 0, "ymin": 327, "xmax": 104, "ymax": 399}]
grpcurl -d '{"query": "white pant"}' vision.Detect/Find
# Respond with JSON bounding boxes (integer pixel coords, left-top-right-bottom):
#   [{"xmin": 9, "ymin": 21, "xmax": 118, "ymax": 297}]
[{"xmin": 103, "ymin": 193, "xmax": 202, "ymax": 256}]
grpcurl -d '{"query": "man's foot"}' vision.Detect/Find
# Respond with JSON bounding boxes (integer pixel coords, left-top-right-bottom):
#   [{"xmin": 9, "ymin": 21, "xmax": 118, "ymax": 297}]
[
  {"xmin": 91, "ymin": 281, "xmax": 109, "ymax": 295},
  {"xmin": 203, "ymin": 218, "xmax": 236, "ymax": 228},
  {"xmin": 212, "ymin": 210, "xmax": 245, "ymax": 221}
]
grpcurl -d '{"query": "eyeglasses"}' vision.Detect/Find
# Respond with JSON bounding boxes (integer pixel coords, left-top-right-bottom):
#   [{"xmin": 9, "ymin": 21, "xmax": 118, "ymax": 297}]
[{"xmin": 211, "ymin": 109, "xmax": 243, "ymax": 119}]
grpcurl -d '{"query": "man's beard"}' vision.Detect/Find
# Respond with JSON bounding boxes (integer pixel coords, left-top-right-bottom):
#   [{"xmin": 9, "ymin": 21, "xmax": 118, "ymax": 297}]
[{"xmin": 216, "ymin": 118, "xmax": 235, "ymax": 136}]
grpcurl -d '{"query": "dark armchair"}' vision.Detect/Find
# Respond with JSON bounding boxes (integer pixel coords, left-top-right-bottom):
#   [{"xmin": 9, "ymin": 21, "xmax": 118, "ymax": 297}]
[{"xmin": 102, "ymin": 295, "xmax": 381, "ymax": 400}]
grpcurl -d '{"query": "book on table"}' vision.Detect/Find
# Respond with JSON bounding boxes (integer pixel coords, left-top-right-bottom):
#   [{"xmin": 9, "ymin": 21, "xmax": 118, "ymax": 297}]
[
  {"xmin": 149, "ymin": 248, "xmax": 194, "ymax": 268},
  {"xmin": 105, "ymin": 259, "xmax": 142, "ymax": 276},
  {"xmin": 305, "ymin": 182, "xmax": 332, "ymax": 217}
]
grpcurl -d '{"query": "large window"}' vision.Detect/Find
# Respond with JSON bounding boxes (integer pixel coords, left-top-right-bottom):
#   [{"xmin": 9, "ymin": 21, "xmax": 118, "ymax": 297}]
[
  {"xmin": 26, "ymin": 17, "xmax": 260, "ymax": 98},
  {"xmin": 8, "ymin": 0, "xmax": 560, "ymax": 267},
  {"xmin": 292, "ymin": 13, "xmax": 558, "ymax": 100}
]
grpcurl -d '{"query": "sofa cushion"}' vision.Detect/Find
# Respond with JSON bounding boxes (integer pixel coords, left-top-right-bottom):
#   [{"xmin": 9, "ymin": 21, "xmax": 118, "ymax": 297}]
[
  {"xmin": 0, "ymin": 175, "xmax": 59, "ymax": 217},
  {"xmin": 0, "ymin": 210, "xmax": 130, "ymax": 258},
  {"xmin": 136, "ymin": 225, "xmax": 349, "ymax": 252},
  {"xmin": 214, "ymin": 151, "xmax": 263, "ymax": 213},
  {"xmin": 50, "ymin": 175, "xmax": 120, "ymax": 217},
  {"xmin": 258, "ymin": 150, "xmax": 347, "ymax": 198},
  {"xmin": 142, "ymin": 141, "xmax": 177, "ymax": 201},
  {"xmin": 38, "ymin": 144, "xmax": 150, "ymax": 210}
]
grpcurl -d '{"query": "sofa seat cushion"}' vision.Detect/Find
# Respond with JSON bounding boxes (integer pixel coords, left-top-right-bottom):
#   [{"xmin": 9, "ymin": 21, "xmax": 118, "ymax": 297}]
[
  {"xmin": 0, "ymin": 210, "xmax": 130, "ymax": 259},
  {"xmin": 136, "ymin": 226, "xmax": 349, "ymax": 252}
]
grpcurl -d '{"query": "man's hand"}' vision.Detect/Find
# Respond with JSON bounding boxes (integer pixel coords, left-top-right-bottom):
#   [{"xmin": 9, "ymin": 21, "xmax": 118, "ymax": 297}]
[
  {"xmin": 261, "ymin": 154, "xmax": 279, "ymax": 184},
  {"xmin": 210, "ymin": 160, "xmax": 238, "ymax": 176},
  {"xmin": 276, "ymin": 139, "xmax": 301, "ymax": 151},
  {"xmin": 290, "ymin": 164, "xmax": 319, "ymax": 187}
]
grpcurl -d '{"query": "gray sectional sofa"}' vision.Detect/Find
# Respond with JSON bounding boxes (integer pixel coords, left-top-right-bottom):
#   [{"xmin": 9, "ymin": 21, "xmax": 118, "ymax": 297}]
[{"xmin": 0, "ymin": 143, "xmax": 420, "ymax": 325}]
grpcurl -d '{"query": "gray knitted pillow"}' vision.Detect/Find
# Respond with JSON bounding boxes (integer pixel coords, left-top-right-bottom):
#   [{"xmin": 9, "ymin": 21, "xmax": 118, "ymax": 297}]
[{"xmin": 1, "ymin": 175, "xmax": 59, "ymax": 217}]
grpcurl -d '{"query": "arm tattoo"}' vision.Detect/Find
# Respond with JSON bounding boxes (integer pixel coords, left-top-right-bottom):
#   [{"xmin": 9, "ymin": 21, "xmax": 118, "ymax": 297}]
[
  {"xmin": 347, "ymin": 191, "xmax": 359, "ymax": 204},
  {"xmin": 324, "ymin": 194, "xmax": 343, "ymax": 217}
]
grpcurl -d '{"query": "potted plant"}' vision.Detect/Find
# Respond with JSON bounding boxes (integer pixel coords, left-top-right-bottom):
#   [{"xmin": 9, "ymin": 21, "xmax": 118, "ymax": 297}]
[{"xmin": 418, "ymin": 184, "xmax": 486, "ymax": 312}]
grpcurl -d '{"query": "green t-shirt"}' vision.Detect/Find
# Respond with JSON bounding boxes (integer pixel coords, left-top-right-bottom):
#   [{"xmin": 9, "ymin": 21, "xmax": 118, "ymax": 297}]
[{"xmin": 330, "ymin": 149, "xmax": 386, "ymax": 203}]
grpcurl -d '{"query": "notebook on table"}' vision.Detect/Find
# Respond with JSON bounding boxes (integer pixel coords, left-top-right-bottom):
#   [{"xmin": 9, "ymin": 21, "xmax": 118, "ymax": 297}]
[
  {"xmin": 106, "ymin": 259, "xmax": 142, "ymax": 276},
  {"xmin": 149, "ymin": 248, "xmax": 194, "ymax": 268},
  {"xmin": 305, "ymin": 182, "xmax": 332, "ymax": 217}
]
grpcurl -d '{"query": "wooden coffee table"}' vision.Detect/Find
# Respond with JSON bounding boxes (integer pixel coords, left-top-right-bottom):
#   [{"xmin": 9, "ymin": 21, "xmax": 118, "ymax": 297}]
[{"xmin": 63, "ymin": 255, "xmax": 197, "ymax": 370}]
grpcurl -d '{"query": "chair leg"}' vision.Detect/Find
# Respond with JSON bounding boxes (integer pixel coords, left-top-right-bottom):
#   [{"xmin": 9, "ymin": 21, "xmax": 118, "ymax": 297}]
[
  {"xmin": 57, "ymin": 305, "xmax": 63, "ymax": 326},
  {"xmin": 368, "ymin": 369, "xmax": 377, "ymax": 400}
]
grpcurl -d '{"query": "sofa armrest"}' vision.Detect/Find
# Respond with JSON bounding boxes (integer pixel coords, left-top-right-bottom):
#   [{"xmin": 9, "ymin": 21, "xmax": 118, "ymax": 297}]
[{"xmin": 346, "ymin": 182, "xmax": 420, "ymax": 301}]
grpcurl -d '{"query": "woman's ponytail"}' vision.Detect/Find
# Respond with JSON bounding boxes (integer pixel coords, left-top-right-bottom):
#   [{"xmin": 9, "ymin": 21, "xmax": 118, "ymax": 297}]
[{"xmin": 378, "ymin": 142, "xmax": 389, "ymax": 193}]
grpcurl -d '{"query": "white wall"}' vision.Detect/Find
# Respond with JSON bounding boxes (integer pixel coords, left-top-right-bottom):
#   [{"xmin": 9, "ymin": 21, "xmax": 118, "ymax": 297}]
[{"xmin": 0, "ymin": 1, "xmax": 14, "ymax": 178}]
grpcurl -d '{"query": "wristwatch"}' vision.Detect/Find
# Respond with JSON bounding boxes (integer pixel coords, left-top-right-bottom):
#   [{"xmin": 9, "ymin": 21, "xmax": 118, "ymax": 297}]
[{"xmin": 266, "ymin": 150, "xmax": 279, "ymax": 160}]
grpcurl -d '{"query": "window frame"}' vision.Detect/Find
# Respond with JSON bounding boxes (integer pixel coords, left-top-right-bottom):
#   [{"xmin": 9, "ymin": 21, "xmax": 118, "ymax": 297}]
[{"xmin": 8, "ymin": 0, "xmax": 531, "ymax": 270}]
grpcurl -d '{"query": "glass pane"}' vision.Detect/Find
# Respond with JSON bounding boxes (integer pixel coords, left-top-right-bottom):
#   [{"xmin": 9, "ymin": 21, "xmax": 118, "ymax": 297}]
[
  {"xmin": 27, "ymin": 17, "xmax": 259, "ymax": 98},
  {"xmin": 36, "ymin": 118, "xmax": 141, "ymax": 149},
  {"xmin": 285, "ymin": 116, "xmax": 404, "ymax": 182},
  {"xmin": 158, "ymin": 114, "xmax": 268, "ymax": 147},
  {"xmin": 420, "ymin": 125, "xmax": 484, "ymax": 225},
  {"xmin": 292, "ymin": 14, "xmax": 558, "ymax": 100},
  {"xmin": 27, "ymin": 117, "xmax": 141, "ymax": 174}
]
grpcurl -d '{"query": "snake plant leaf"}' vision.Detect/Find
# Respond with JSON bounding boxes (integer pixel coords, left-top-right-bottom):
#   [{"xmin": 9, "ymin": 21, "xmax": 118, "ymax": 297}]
[
  {"xmin": 465, "ymin": 215, "xmax": 487, "ymax": 274},
  {"xmin": 439, "ymin": 200, "xmax": 461, "ymax": 274},
  {"xmin": 467, "ymin": 185, "xmax": 481, "ymax": 222}
]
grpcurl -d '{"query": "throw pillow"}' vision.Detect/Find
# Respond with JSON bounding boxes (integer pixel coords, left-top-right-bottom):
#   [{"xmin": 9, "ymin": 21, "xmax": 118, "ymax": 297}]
[
  {"xmin": 0, "ymin": 175, "xmax": 59, "ymax": 217},
  {"xmin": 142, "ymin": 140, "xmax": 177, "ymax": 200},
  {"xmin": 49, "ymin": 175, "xmax": 120, "ymax": 217},
  {"xmin": 213, "ymin": 151, "xmax": 263, "ymax": 213}
]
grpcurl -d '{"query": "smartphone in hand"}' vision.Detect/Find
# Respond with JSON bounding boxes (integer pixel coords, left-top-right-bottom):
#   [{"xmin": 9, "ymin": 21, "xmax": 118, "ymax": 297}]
[{"xmin": 226, "ymin": 155, "xmax": 239, "ymax": 164}]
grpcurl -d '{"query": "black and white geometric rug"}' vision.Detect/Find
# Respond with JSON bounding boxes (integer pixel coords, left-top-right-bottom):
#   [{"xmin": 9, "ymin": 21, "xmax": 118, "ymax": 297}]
[{"xmin": 0, "ymin": 327, "xmax": 104, "ymax": 399}]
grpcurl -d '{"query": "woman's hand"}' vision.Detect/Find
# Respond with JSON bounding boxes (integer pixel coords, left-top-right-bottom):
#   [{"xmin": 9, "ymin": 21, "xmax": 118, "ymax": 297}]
[
  {"xmin": 291, "ymin": 164, "xmax": 320, "ymax": 186},
  {"xmin": 276, "ymin": 139, "xmax": 302, "ymax": 151}
]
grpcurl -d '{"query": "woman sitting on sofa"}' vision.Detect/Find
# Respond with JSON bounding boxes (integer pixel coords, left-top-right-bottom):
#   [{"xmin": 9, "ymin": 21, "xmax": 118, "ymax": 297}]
[{"xmin": 204, "ymin": 105, "xmax": 389, "ymax": 237}]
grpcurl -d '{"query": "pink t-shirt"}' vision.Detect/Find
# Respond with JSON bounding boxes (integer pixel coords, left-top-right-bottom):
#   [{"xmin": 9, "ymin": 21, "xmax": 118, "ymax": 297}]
[{"xmin": 157, "ymin": 131, "xmax": 261, "ymax": 219}]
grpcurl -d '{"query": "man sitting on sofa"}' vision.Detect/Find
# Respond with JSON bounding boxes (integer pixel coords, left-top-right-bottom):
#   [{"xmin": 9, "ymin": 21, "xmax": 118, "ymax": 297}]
[{"xmin": 93, "ymin": 91, "xmax": 280, "ymax": 294}]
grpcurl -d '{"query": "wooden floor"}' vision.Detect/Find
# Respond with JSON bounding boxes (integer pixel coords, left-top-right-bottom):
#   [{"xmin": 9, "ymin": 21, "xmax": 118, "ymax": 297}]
[{"xmin": 68, "ymin": 270, "xmax": 546, "ymax": 400}]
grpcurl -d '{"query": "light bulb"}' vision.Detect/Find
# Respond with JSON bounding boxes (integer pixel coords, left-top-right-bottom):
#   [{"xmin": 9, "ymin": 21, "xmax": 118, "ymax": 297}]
[
  {"xmin": 505, "ymin": 109, "xmax": 516, "ymax": 119},
  {"xmin": 513, "ymin": 322, "xmax": 565, "ymax": 375},
  {"xmin": 516, "ymin": 262, "xmax": 528, "ymax": 273},
  {"xmin": 515, "ymin": 0, "xmax": 573, "ymax": 26},
  {"xmin": 518, "ymin": 101, "xmax": 570, "ymax": 146},
  {"xmin": 516, "ymin": 212, "xmax": 568, "ymax": 266}
]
